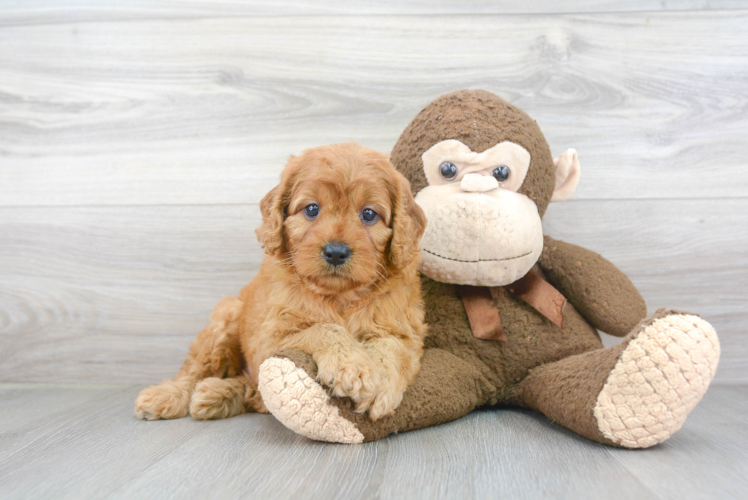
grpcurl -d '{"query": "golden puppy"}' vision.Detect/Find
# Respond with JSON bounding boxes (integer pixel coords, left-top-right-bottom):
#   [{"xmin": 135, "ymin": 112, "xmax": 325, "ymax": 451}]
[{"xmin": 135, "ymin": 143, "xmax": 427, "ymax": 421}]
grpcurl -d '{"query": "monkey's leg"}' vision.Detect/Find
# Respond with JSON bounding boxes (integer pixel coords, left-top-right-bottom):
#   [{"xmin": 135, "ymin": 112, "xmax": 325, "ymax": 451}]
[
  {"xmin": 515, "ymin": 310, "xmax": 719, "ymax": 448},
  {"xmin": 257, "ymin": 348, "xmax": 489, "ymax": 443}
]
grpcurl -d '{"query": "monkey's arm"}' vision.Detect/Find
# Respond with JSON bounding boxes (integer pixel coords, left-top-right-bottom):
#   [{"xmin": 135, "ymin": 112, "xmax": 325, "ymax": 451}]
[
  {"xmin": 258, "ymin": 348, "xmax": 487, "ymax": 443},
  {"xmin": 537, "ymin": 235, "xmax": 646, "ymax": 336}
]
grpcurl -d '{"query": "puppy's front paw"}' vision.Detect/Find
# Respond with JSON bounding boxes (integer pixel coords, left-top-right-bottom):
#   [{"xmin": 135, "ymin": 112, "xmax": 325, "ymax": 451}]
[
  {"xmin": 315, "ymin": 349, "xmax": 380, "ymax": 410},
  {"xmin": 367, "ymin": 382, "xmax": 406, "ymax": 421},
  {"xmin": 134, "ymin": 379, "xmax": 192, "ymax": 420}
]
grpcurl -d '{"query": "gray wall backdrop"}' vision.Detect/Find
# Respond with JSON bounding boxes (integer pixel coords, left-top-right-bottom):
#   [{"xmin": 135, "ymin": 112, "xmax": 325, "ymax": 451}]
[{"xmin": 0, "ymin": 1, "xmax": 746, "ymax": 384}]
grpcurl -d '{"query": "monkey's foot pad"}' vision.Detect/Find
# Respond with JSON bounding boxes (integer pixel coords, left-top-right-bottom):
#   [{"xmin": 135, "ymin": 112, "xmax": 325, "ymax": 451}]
[
  {"xmin": 258, "ymin": 357, "xmax": 364, "ymax": 444},
  {"xmin": 594, "ymin": 313, "xmax": 720, "ymax": 448}
]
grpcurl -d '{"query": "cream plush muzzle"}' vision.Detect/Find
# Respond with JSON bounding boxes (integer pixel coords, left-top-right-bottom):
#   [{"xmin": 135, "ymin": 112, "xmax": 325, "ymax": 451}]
[{"xmin": 414, "ymin": 181, "xmax": 544, "ymax": 286}]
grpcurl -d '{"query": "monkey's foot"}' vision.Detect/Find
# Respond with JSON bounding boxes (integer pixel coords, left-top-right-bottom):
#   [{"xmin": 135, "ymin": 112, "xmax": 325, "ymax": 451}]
[
  {"xmin": 594, "ymin": 311, "xmax": 720, "ymax": 448},
  {"xmin": 258, "ymin": 351, "xmax": 364, "ymax": 444}
]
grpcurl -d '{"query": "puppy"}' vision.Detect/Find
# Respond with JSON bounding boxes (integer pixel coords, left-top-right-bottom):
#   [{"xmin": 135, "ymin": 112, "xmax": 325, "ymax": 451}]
[{"xmin": 135, "ymin": 142, "xmax": 427, "ymax": 421}]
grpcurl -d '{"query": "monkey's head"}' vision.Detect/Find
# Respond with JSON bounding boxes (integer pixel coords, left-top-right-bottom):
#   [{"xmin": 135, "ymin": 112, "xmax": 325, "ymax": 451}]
[{"xmin": 391, "ymin": 89, "xmax": 580, "ymax": 287}]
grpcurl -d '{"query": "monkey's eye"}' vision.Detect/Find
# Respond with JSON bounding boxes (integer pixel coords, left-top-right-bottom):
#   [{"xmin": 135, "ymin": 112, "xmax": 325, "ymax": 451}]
[
  {"xmin": 304, "ymin": 203, "xmax": 320, "ymax": 219},
  {"xmin": 361, "ymin": 208, "xmax": 378, "ymax": 224},
  {"xmin": 439, "ymin": 161, "xmax": 458, "ymax": 180},
  {"xmin": 492, "ymin": 166, "xmax": 511, "ymax": 183}
]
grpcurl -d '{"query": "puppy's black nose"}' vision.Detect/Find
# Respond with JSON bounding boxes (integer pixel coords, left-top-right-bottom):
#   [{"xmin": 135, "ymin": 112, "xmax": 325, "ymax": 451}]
[{"xmin": 323, "ymin": 242, "xmax": 351, "ymax": 266}]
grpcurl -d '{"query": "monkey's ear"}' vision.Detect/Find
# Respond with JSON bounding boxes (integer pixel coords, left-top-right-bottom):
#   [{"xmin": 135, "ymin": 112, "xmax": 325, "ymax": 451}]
[
  {"xmin": 550, "ymin": 148, "xmax": 581, "ymax": 202},
  {"xmin": 389, "ymin": 173, "xmax": 428, "ymax": 269}
]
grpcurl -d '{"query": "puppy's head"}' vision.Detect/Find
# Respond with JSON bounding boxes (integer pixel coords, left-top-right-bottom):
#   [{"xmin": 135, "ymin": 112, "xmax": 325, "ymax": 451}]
[{"xmin": 256, "ymin": 142, "xmax": 426, "ymax": 294}]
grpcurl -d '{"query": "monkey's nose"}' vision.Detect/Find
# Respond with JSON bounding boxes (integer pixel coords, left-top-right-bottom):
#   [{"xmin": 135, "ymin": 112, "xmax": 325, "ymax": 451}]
[
  {"xmin": 461, "ymin": 173, "xmax": 499, "ymax": 193},
  {"xmin": 323, "ymin": 242, "xmax": 352, "ymax": 266}
]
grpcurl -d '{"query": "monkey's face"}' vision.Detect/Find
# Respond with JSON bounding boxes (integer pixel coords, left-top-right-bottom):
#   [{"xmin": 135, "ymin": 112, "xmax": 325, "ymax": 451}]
[
  {"xmin": 391, "ymin": 90, "xmax": 581, "ymax": 287},
  {"xmin": 414, "ymin": 139, "xmax": 544, "ymax": 287}
]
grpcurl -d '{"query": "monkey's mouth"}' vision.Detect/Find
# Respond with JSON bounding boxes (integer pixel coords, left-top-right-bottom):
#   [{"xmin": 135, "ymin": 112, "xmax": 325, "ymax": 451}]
[{"xmin": 422, "ymin": 248, "xmax": 532, "ymax": 263}]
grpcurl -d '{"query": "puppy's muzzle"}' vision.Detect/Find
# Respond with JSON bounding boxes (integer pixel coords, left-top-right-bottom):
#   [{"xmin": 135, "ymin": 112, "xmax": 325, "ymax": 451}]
[{"xmin": 322, "ymin": 242, "xmax": 351, "ymax": 267}]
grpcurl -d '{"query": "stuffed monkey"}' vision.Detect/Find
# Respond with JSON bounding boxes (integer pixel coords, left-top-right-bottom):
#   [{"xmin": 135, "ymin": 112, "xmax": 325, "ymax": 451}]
[{"xmin": 257, "ymin": 90, "xmax": 720, "ymax": 448}]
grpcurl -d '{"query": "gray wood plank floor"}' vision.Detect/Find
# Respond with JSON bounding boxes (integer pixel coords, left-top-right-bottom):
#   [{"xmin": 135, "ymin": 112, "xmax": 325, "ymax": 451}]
[{"xmin": 0, "ymin": 384, "xmax": 745, "ymax": 499}]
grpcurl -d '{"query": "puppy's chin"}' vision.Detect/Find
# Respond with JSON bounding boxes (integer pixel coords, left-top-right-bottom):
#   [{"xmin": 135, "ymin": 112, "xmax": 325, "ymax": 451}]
[
  {"xmin": 292, "ymin": 258, "xmax": 378, "ymax": 296},
  {"xmin": 303, "ymin": 273, "xmax": 362, "ymax": 295}
]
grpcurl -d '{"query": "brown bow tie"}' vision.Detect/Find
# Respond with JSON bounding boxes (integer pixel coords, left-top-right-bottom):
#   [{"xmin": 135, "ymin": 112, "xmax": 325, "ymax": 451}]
[{"xmin": 457, "ymin": 272, "xmax": 567, "ymax": 341}]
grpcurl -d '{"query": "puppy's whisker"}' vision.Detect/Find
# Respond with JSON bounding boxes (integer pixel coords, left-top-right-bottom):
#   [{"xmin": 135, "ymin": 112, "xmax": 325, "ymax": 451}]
[
  {"xmin": 369, "ymin": 269, "xmax": 388, "ymax": 294},
  {"xmin": 375, "ymin": 263, "xmax": 389, "ymax": 280},
  {"xmin": 275, "ymin": 254, "xmax": 297, "ymax": 266},
  {"xmin": 376, "ymin": 261, "xmax": 389, "ymax": 274},
  {"xmin": 369, "ymin": 275, "xmax": 384, "ymax": 294}
]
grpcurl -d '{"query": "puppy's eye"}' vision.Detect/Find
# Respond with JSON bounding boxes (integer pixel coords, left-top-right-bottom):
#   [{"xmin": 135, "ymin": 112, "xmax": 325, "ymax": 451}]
[
  {"xmin": 304, "ymin": 204, "xmax": 320, "ymax": 219},
  {"xmin": 492, "ymin": 165, "xmax": 510, "ymax": 182},
  {"xmin": 361, "ymin": 208, "xmax": 378, "ymax": 224},
  {"xmin": 440, "ymin": 161, "xmax": 458, "ymax": 180}
]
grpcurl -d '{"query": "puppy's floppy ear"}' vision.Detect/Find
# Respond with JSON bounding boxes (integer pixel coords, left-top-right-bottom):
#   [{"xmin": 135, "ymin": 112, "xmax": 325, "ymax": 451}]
[
  {"xmin": 389, "ymin": 171, "xmax": 427, "ymax": 269},
  {"xmin": 256, "ymin": 185, "xmax": 283, "ymax": 255},
  {"xmin": 256, "ymin": 157, "xmax": 297, "ymax": 256}
]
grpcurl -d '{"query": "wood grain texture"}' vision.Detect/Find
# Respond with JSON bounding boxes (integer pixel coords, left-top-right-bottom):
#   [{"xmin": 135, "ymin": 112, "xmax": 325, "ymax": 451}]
[
  {"xmin": 0, "ymin": 199, "xmax": 745, "ymax": 384},
  {"xmin": 0, "ymin": 384, "xmax": 745, "ymax": 499},
  {"xmin": 606, "ymin": 384, "xmax": 748, "ymax": 499},
  {"xmin": 0, "ymin": 205, "xmax": 261, "ymax": 383},
  {"xmin": 1, "ymin": 11, "xmax": 748, "ymax": 206},
  {"xmin": 1, "ymin": 0, "xmax": 746, "ymax": 26},
  {"xmin": 0, "ymin": 7, "xmax": 746, "ymax": 386}
]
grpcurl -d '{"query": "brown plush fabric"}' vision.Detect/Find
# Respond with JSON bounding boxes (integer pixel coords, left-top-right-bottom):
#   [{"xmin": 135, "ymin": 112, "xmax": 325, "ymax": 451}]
[
  {"xmin": 513, "ymin": 341, "xmax": 630, "ymax": 446},
  {"xmin": 390, "ymin": 89, "xmax": 556, "ymax": 217},
  {"xmin": 274, "ymin": 349, "xmax": 319, "ymax": 379},
  {"xmin": 420, "ymin": 271, "xmax": 604, "ymax": 407},
  {"xmin": 515, "ymin": 307, "xmax": 690, "ymax": 446},
  {"xmin": 272, "ymin": 347, "xmax": 486, "ymax": 442},
  {"xmin": 539, "ymin": 235, "xmax": 647, "ymax": 336},
  {"xmin": 331, "ymin": 348, "xmax": 488, "ymax": 442},
  {"xmin": 505, "ymin": 271, "xmax": 567, "ymax": 328}
]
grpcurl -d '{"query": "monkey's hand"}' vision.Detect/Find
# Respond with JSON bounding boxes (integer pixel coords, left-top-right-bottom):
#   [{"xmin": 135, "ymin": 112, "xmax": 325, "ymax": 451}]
[{"xmin": 538, "ymin": 235, "xmax": 646, "ymax": 336}]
